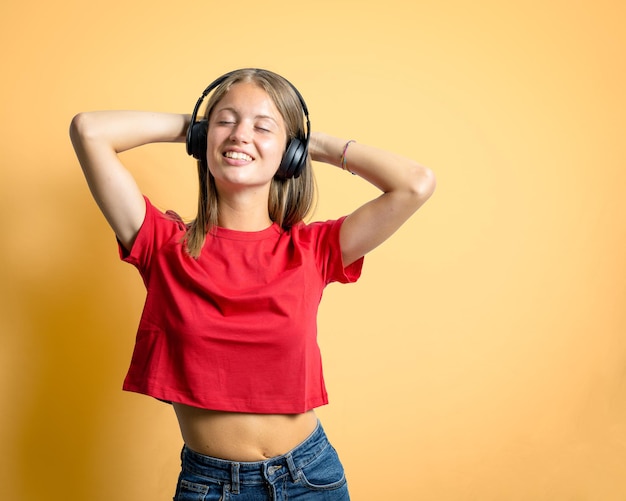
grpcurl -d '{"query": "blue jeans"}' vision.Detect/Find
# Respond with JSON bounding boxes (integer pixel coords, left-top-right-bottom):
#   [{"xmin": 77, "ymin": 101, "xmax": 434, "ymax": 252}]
[{"xmin": 173, "ymin": 421, "xmax": 350, "ymax": 500}]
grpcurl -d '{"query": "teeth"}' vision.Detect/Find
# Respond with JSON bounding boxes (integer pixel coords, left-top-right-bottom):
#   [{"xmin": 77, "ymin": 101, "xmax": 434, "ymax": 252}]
[{"xmin": 224, "ymin": 151, "xmax": 252, "ymax": 161}]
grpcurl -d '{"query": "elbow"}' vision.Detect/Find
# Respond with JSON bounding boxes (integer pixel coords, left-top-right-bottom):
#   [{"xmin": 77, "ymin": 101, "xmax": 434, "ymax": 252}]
[
  {"xmin": 407, "ymin": 163, "xmax": 436, "ymax": 204},
  {"xmin": 69, "ymin": 113, "xmax": 88, "ymax": 149},
  {"xmin": 69, "ymin": 112, "xmax": 91, "ymax": 143},
  {"xmin": 69, "ymin": 112, "xmax": 110, "ymax": 159},
  {"xmin": 69, "ymin": 112, "xmax": 106, "ymax": 174},
  {"xmin": 69, "ymin": 112, "xmax": 108, "ymax": 147}
]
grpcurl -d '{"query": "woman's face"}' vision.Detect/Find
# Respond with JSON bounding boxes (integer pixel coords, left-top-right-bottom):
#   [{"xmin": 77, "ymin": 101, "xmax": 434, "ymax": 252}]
[{"xmin": 206, "ymin": 82, "xmax": 288, "ymax": 192}]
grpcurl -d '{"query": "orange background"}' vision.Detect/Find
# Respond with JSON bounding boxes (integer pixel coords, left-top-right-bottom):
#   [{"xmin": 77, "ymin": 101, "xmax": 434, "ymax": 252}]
[{"xmin": 2, "ymin": 1, "xmax": 626, "ymax": 500}]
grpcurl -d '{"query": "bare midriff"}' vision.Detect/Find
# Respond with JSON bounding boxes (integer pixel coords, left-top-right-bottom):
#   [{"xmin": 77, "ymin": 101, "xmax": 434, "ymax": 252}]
[{"xmin": 172, "ymin": 403, "xmax": 318, "ymax": 461}]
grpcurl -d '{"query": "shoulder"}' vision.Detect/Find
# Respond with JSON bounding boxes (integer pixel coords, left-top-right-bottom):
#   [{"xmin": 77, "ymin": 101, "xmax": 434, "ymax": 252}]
[
  {"xmin": 288, "ymin": 217, "xmax": 348, "ymax": 261},
  {"xmin": 291, "ymin": 216, "xmax": 347, "ymax": 241},
  {"xmin": 120, "ymin": 196, "xmax": 188, "ymax": 267},
  {"xmin": 290, "ymin": 216, "xmax": 363, "ymax": 284},
  {"xmin": 141, "ymin": 197, "xmax": 188, "ymax": 233}
]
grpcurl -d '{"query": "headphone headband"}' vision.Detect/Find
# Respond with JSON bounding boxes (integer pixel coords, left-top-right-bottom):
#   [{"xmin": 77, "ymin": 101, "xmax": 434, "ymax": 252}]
[{"xmin": 186, "ymin": 69, "xmax": 310, "ymax": 179}]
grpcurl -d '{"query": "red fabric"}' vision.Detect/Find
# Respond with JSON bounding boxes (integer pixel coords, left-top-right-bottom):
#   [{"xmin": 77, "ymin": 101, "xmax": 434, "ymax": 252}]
[{"xmin": 119, "ymin": 197, "xmax": 363, "ymax": 413}]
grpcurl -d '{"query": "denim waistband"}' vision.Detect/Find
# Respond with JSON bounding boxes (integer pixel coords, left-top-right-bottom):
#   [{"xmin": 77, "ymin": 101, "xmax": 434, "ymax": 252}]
[{"xmin": 180, "ymin": 420, "xmax": 329, "ymax": 492}]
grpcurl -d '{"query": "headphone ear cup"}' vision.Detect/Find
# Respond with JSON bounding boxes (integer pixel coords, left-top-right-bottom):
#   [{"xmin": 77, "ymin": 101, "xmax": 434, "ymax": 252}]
[
  {"xmin": 187, "ymin": 120, "xmax": 208, "ymax": 160},
  {"xmin": 277, "ymin": 138, "xmax": 307, "ymax": 179}
]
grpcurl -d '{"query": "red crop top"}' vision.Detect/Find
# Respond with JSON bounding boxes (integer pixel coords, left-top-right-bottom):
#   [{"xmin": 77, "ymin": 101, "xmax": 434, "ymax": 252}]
[{"xmin": 119, "ymin": 197, "xmax": 363, "ymax": 414}]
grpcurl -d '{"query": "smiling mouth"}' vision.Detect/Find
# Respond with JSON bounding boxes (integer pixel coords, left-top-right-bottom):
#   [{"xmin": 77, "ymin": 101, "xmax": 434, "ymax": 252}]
[{"xmin": 224, "ymin": 151, "xmax": 253, "ymax": 161}]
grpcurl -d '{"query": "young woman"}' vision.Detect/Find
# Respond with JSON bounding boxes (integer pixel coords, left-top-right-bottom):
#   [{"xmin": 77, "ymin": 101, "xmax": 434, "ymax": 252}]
[{"xmin": 70, "ymin": 68, "xmax": 435, "ymax": 500}]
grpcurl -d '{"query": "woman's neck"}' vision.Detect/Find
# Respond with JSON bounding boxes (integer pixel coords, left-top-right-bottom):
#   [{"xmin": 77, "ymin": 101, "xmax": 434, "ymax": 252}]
[{"xmin": 216, "ymin": 192, "xmax": 273, "ymax": 231}]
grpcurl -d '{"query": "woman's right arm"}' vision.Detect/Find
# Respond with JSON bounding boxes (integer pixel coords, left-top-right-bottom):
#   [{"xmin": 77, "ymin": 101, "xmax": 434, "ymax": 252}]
[{"xmin": 69, "ymin": 111, "xmax": 189, "ymax": 250}]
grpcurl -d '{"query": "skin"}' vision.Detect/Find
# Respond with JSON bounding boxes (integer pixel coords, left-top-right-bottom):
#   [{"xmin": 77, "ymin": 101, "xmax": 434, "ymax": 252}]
[
  {"xmin": 204, "ymin": 83, "xmax": 289, "ymax": 231},
  {"xmin": 70, "ymin": 81, "xmax": 436, "ymax": 461}
]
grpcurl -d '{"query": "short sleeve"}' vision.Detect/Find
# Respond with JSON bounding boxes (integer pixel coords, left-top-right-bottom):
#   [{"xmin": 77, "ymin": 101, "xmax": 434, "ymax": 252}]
[
  {"xmin": 327, "ymin": 216, "xmax": 364, "ymax": 283},
  {"xmin": 117, "ymin": 196, "xmax": 185, "ymax": 276},
  {"xmin": 303, "ymin": 216, "xmax": 364, "ymax": 285}
]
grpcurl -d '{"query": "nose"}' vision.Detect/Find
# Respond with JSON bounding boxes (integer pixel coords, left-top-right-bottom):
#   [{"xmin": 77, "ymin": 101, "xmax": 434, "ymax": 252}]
[{"xmin": 230, "ymin": 120, "xmax": 253, "ymax": 143}]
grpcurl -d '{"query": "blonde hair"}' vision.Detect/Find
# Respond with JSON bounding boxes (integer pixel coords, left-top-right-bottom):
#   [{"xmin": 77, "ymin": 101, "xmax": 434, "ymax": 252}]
[{"xmin": 184, "ymin": 69, "xmax": 315, "ymax": 258}]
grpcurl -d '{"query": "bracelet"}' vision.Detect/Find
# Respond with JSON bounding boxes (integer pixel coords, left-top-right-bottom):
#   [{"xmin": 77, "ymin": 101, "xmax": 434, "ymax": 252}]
[{"xmin": 340, "ymin": 140, "xmax": 357, "ymax": 175}]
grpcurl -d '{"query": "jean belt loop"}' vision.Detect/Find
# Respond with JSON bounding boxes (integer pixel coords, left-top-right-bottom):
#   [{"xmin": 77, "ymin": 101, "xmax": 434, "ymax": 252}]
[
  {"xmin": 231, "ymin": 462, "xmax": 240, "ymax": 494},
  {"xmin": 285, "ymin": 454, "xmax": 299, "ymax": 482}
]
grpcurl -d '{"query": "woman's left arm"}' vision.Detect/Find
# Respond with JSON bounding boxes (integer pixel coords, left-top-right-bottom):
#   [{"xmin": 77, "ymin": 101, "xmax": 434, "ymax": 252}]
[{"xmin": 309, "ymin": 132, "xmax": 436, "ymax": 266}]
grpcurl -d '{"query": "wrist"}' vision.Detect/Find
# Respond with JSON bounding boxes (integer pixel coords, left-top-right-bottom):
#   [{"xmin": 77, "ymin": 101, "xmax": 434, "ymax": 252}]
[
  {"xmin": 309, "ymin": 132, "xmax": 347, "ymax": 167},
  {"xmin": 176, "ymin": 114, "xmax": 192, "ymax": 143},
  {"xmin": 340, "ymin": 140, "xmax": 357, "ymax": 174}
]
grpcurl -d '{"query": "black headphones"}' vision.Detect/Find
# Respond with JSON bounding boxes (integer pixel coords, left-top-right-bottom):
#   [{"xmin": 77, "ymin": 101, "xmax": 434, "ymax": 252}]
[{"xmin": 186, "ymin": 69, "xmax": 311, "ymax": 179}]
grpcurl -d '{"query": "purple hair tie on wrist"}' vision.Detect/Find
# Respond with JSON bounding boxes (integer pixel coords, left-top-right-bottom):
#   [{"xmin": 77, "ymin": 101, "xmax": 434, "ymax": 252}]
[{"xmin": 341, "ymin": 140, "xmax": 357, "ymax": 175}]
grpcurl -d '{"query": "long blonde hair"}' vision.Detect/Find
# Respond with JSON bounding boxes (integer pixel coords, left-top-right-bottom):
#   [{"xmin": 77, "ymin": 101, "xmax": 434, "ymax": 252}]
[{"xmin": 184, "ymin": 69, "xmax": 316, "ymax": 258}]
